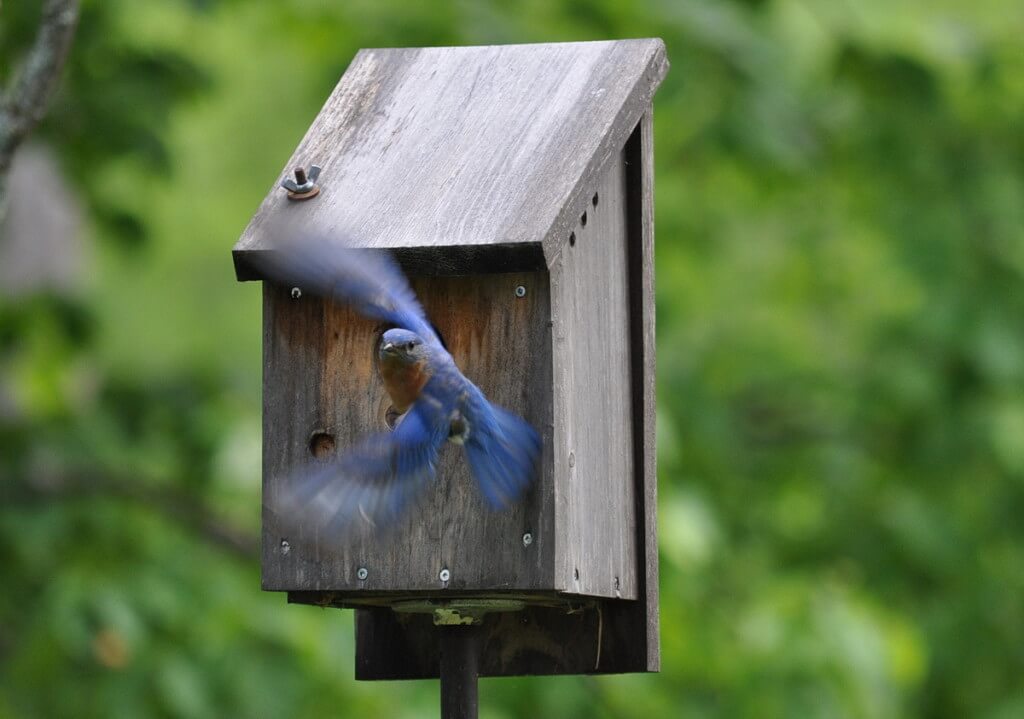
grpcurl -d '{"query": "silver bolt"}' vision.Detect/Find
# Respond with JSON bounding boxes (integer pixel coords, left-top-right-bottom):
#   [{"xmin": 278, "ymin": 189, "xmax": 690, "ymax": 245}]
[
  {"xmin": 522, "ymin": 532, "xmax": 533, "ymax": 547},
  {"xmin": 290, "ymin": 287, "xmax": 302, "ymax": 299},
  {"xmin": 280, "ymin": 539, "xmax": 290, "ymax": 555},
  {"xmin": 514, "ymin": 285, "xmax": 527, "ymax": 298},
  {"xmin": 357, "ymin": 567, "xmax": 368, "ymax": 581},
  {"xmin": 281, "ymin": 164, "xmax": 322, "ymax": 197},
  {"xmin": 439, "ymin": 568, "xmax": 451, "ymax": 583}
]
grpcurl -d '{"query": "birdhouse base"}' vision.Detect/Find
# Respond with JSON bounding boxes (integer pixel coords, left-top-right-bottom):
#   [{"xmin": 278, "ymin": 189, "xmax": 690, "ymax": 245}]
[{"xmin": 288, "ymin": 591, "xmax": 650, "ymax": 678}]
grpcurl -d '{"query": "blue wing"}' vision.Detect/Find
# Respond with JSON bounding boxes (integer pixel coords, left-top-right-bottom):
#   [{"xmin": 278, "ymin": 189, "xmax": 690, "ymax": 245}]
[
  {"xmin": 255, "ymin": 230, "xmax": 440, "ymax": 345},
  {"xmin": 276, "ymin": 402, "xmax": 450, "ymax": 537},
  {"xmin": 462, "ymin": 387, "xmax": 542, "ymax": 508}
]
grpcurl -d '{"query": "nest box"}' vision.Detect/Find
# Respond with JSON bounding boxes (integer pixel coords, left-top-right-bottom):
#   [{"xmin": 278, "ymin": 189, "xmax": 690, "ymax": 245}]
[{"xmin": 233, "ymin": 39, "xmax": 667, "ymax": 678}]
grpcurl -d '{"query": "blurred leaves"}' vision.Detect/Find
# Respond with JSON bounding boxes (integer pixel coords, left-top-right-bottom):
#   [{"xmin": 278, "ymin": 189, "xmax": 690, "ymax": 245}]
[{"xmin": 1, "ymin": 0, "xmax": 1023, "ymax": 717}]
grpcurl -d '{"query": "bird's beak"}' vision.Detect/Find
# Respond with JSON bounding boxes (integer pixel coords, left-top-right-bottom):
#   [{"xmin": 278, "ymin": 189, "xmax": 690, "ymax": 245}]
[{"xmin": 380, "ymin": 341, "xmax": 395, "ymax": 353}]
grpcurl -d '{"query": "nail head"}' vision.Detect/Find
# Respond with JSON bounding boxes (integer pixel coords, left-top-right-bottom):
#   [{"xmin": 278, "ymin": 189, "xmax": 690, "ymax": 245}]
[
  {"xmin": 439, "ymin": 568, "xmax": 451, "ymax": 582},
  {"xmin": 357, "ymin": 567, "xmax": 368, "ymax": 581}
]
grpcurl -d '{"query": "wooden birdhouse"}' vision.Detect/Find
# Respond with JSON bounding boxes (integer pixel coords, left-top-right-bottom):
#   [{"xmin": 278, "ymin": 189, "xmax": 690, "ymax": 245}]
[{"xmin": 233, "ymin": 39, "xmax": 667, "ymax": 679}]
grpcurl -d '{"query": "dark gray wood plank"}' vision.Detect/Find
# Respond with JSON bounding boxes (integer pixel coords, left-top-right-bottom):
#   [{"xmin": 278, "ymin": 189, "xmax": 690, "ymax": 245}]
[
  {"xmin": 351, "ymin": 602, "xmax": 648, "ymax": 679},
  {"xmin": 261, "ymin": 272, "xmax": 555, "ymax": 593},
  {"xmin": 233, "ymin": 39, "xmax": 668, "ymax": 280},
  {"xmin": 625, "ymin": 111, "xmax": 660, "ymax": 671}
]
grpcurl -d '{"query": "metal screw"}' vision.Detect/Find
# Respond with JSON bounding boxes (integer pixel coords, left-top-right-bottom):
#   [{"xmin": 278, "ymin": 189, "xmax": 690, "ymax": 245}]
[
  {"xmin": 522, "ymin": 532, "xmax": 533, "ymax": 547},
  {"xmin": 280, "ymin": 539, "xmax": 290, "ymax": 555},
  {"xmin": 357, "ymin": 567, "xmax": 368, "ymax": 581},
  {"xmin": 439, "ymin": 568, "xmax": 451, "ymax": 582},
  {"xmin": 281, "ymin": 164, "xmax": 322, "ymax": 200},
  {"xmin": 290, "ymin": 287, "xmax": 302, "ymax": 299},
  {"xmin": 568, "ymin": 452, "xmax": 576, "ymax": 468},
  {"xmin": 515, "ymin": 285, "xmax": 527, "ymax": 298}
]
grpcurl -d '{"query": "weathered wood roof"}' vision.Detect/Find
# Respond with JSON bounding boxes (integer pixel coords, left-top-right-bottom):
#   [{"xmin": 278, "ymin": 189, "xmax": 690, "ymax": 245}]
[{"xmin": 234, "ymin": 39, "xmax": 667, "ymax": 279}]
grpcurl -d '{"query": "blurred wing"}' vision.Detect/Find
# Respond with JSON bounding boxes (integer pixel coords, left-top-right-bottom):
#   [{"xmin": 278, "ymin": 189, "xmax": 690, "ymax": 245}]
[
  {"xmin": 277, "ymin": 403, "xmax": 450, "ymax": 538},
  {"xmin": 462, "ymin": 387, "xmax": 542, "ymax": 509},
  {"xmin": 255, "ymin": 231, "xmax": 439, "ymax": 344}
]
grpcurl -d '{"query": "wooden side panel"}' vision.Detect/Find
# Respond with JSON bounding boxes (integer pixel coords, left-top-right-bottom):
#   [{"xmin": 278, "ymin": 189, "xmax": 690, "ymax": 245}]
[
  {"xmin": 549, "ymin": 148, "xmax": 637, "ymax": 601},
  {"xmin": 261, "ymin": 272, "xmax": 554, "ymax": 592}
]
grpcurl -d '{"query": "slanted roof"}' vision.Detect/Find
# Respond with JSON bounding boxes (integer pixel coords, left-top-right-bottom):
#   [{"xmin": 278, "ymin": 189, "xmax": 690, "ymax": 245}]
[{"xmin": 233, "ymin": 39, "xmax": 668, "ymax": 280}]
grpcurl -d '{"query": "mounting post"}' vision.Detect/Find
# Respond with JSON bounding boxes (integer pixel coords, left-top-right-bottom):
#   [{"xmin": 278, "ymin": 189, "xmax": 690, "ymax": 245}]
[{"xmin": 439, "ymin": 625, "xmax": 479, "ymax": 719}]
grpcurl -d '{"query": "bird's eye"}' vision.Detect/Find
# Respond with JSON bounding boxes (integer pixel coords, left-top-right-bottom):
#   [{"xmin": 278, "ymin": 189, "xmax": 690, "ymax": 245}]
[{"xmin": 406, "ymin": 342, "xmax": 416, "ymax": 351}]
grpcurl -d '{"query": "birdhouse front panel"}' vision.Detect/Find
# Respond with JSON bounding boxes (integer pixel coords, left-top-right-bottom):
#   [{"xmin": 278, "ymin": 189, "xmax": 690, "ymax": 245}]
[{"xmin": 262, "ymin": 270, "xmax": 558, "ymax": 593}]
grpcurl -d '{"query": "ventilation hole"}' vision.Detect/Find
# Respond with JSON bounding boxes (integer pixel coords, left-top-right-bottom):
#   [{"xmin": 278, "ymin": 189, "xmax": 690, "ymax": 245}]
[
  {"xmin": 580, "ymin": 211, "xmax": 587, "ymax": 227},
  {"xmin": 569, "ymin": 232, "xmax": 576, "ymax": 247},
  {"xmin": 592, "ymin": 192, "xmax": 599, "ymax": 207},
  {"xmin": 309, "ymin": 432, "xmax": 336, "ymax": 459}
]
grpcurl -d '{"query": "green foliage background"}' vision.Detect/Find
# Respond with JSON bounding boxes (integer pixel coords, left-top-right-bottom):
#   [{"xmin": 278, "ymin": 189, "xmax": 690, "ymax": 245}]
[{"xmin": 2, "ymin": 1, "xmax": 1023, "ymax": 717}]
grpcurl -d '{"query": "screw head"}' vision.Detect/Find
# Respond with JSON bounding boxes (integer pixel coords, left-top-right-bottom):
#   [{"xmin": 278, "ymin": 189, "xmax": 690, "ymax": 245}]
[
  {"xmin": 280, "ymin": 539, "xmax": 290, "ymax": 555},
  {"xmin": 357, "ymin": 567, "xmax": 368, "ymax": 581},
  {"xmin": 568, "ymin": 452, "xmax": 576, "ymax": 468},
  {"xmin": 439, "ymin": 568, "xmax": 451, "ymax": 583},
  {"xmin": 290, "ymin": 287, "xmax": 302, "ymax": 299},
  {"xmin": 522, "ymin": 532, "xmax": 533, "ymax": 547},
  {"xmin": 514, "ymin": 285, "xmax": 527, "ymax": 298}
]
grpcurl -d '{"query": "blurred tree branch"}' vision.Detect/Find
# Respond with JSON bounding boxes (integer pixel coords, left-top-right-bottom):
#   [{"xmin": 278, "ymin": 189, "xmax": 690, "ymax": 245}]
[
  {"xmin": 0, "ymin": 0, "xmax": 80, "ymax": 212},
  {"xmin": 3, "ymin": 472, "xmax": 258, "ymax": 561}
]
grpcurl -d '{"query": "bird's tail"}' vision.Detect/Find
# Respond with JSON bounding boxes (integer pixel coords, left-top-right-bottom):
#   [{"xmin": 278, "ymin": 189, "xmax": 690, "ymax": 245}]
[{"xmin": 464, "ymin": 399, "xmax": 542, "ymax": 509}]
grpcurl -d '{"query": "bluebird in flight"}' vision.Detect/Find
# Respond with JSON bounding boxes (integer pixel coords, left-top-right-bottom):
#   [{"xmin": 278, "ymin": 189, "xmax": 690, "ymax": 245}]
[{"xmin": 257, "ymin": 233, "xmax": 541, "ymax": 536}]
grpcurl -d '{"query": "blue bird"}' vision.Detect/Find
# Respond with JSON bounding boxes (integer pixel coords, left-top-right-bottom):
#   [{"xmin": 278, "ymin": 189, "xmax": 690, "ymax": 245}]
[{"xmin": 256, "ymin": 233, "xmax": 542, "ymax": 535}]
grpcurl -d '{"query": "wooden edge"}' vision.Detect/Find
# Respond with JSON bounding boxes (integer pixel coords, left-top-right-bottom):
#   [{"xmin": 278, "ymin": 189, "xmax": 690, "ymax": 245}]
[{"xmin": 233, "ymin": 242, "xmax": 547, "ymax": 282}]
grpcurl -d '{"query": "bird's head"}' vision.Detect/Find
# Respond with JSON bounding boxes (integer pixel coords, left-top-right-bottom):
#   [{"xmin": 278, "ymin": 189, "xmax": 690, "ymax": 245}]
[{"xmin": 379, "ymin": 328, "xmax": 428, "ymax": 364}]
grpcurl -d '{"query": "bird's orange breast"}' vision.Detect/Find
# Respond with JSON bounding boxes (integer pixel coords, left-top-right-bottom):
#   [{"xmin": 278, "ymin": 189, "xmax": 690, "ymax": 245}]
[{"xmin": 379, "ymin": 355, "xmax": 430, "ymax": 414}]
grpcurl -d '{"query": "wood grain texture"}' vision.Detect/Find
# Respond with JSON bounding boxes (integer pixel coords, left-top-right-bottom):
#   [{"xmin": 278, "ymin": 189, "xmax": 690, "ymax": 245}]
[
  {"xmin": 262, "ymin": 273, "xmax": 556, "ymax": 593},
  {"xmin": 549, "ymin": 148, "xmax": 637, "ymax": 600},
  {"xmin": 233, "ymin": 39, "xmax": 668, "ymax": 280}
]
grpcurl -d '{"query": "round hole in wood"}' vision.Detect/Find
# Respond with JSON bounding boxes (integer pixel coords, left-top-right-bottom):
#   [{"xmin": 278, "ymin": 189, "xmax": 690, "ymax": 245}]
[
  {"xmin": 580, "ymin": 211, "xmax": 587, "ymax": 227},
  {"xmin": 569, "ymin": 231, "xmax": 576, "ymax": 247},
  {"xmin": 308, "ymin": 432, "xmax": 336, "ymax": 459}
]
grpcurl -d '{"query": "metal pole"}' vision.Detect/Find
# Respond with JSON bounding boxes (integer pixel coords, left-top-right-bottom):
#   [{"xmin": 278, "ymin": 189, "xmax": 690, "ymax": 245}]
[{"xmin": 439, "ymin": 625, "xmax": 479, "ymax": 719}]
